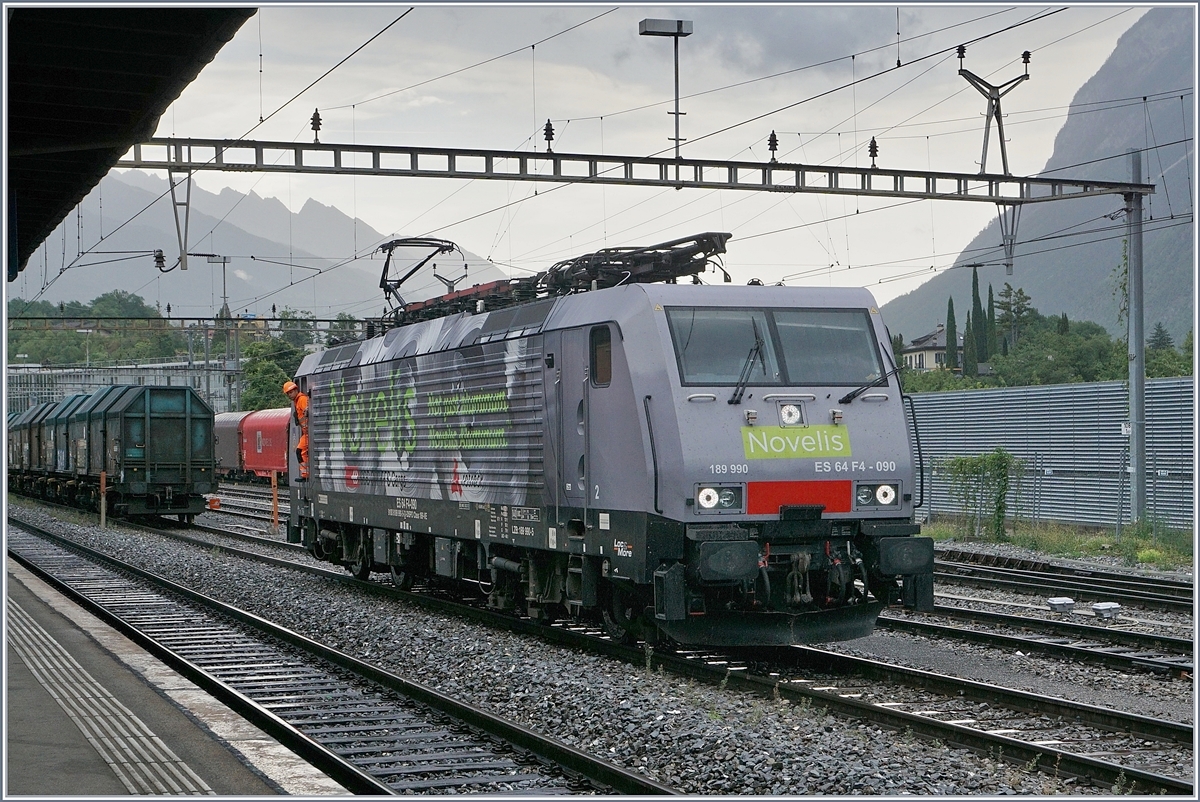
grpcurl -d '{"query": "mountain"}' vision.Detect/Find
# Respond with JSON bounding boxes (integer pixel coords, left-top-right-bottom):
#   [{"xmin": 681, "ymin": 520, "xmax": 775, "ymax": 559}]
[
  {"xmin": 12, "ymin": 169, "xmax": 507, "ymax": 319},
  {"xmin": 881, "ymin": 8, "xmax": 1194, "ymax": 346}
]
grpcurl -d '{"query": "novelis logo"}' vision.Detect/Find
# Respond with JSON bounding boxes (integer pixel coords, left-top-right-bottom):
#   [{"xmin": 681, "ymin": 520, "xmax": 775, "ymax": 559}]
[{"xmin": 742, "ymin": 425, "xmax": 851, "ymax": 459}]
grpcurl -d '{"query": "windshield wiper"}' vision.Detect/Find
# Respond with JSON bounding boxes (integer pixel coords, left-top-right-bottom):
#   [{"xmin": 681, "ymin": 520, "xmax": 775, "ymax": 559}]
[
  {"xmin": 838, "ymin": 362, "xmax": 902, "ymax": 405},
  {"xmin": 728, "ymin": 319, "xmax": 766, "ymax": 405}
]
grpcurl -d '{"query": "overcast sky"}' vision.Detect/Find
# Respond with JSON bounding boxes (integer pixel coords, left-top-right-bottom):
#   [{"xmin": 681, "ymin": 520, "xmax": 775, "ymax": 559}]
[{"xmin": 118, "ymin": 4, "xmax": 1160, "ymax": 315}]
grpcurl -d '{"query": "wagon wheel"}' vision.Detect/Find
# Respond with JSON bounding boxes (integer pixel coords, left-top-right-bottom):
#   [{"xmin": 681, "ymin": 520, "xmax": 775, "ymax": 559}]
[
  {"xmin": 390, "ymin": 565, "xmax": 413, "ymax": 591},
  {"xmin": 600, "ymin": 583, "xmax": 640, "ymax": 645},
  {"xmin": 347, "ymin": 558, "xmax": 371, "ymax": 581}
]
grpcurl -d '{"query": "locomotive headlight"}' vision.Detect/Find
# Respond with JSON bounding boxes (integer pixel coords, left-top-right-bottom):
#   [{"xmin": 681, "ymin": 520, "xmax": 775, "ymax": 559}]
[
  {"xmin": 779, "ymin": 404, "xmax": 802, "ymax": 426},
  {"xmin": 697, "ymin": 487, "xmax": 720, "ymax": 509},
  {"xmin": 856, "ymin": 485, "xmax": 875, "ymax": 505},
  {"xmin": 718, "ymin": 488, "xmax": 737, "ymax": 508},
  {"xmin": 875, "ymin": 484, "xmax": 897, "ymax": 505}
]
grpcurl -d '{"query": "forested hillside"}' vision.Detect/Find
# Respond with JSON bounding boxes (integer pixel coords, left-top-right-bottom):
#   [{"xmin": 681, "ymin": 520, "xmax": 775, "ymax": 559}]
[{"xmin": 882, "ymin": 7, "xmax": 1193, "ymax": 347}]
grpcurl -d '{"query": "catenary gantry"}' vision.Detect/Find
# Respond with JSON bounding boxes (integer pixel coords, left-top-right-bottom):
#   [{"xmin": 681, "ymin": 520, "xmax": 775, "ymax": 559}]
[{"xmin": 120, "ymin": 137, "xmax": 1154, "ymax": 204}]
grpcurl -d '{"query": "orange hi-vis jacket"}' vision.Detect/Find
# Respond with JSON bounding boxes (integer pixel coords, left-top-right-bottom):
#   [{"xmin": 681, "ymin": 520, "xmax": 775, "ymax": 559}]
[{"xmin": 292, "ymin": 392, "xmax": 310, "ymax": 478}]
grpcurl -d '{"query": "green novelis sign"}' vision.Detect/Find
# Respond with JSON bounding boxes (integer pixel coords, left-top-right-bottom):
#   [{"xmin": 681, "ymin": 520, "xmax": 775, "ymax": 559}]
[
  {"xmin": 328, "ymin": 374, "xmax": 511, "ymax": 455},
  {"xmin": 328, "ymin": 375, "xmax": 417, "ymax": 456},
  {"xmin": 742, "ymin": 425, "xmax": 852, "ymax": 459}
]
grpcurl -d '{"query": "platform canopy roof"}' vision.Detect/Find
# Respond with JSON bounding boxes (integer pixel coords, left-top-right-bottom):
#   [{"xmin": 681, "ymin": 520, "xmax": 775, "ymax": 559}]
[{"xmin": 7, "ymin": 7, "xmax": 255, "ymax": 281}]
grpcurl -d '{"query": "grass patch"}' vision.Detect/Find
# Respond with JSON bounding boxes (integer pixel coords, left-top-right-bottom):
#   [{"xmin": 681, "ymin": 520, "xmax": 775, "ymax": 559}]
[{"xmin": 924, "ymin": 516, "xmax": 1192, "ymax": 570}]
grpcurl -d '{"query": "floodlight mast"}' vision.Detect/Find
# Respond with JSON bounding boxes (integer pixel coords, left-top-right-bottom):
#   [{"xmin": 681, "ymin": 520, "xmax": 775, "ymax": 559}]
[{"xmin": 640, "ymin": 18, "xmax": 693, "ymax": 184}]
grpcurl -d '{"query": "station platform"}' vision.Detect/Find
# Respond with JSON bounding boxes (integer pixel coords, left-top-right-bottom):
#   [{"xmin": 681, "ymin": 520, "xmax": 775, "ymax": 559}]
[{"xmin": 6, "ymin": 557, "xmax": 349, "ymax": 796}]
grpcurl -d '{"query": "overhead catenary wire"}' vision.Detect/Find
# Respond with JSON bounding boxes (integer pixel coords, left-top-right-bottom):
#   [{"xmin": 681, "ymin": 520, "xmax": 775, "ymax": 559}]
[{"xmin": 452, "ymin": 9, "xmax": 1073, "ymax": 270}]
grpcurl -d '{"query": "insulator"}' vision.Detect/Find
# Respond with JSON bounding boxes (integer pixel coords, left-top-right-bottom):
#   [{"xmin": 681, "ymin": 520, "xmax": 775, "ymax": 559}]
[
  {"xmin": 166, "ymin": 303, "xmax": 171, "ymax": 316},
  {"xmin": 543, "ymin": 119, "xmax": 555, "ymax": 151},
  {"xmin": 767, "ymin": 130, "xmax": 778, "ymax": 158},
  {"xmin": 956, "ymin": 44, "xmax": 966, "ymax": 60},
  {"xmin": 153, "ymin": 249, "xmax": 165, "ymax": 271},
  {"xmin": 868, "ymin": 137, "xmax": 879, "ymax": 158},
  {"xmin": 311, "ymin": 108, "xmax": 322, "ymax": 143},
  {"xmin": 1022, "ymin": 50, "xmax": 1031, "ymax": 64}
]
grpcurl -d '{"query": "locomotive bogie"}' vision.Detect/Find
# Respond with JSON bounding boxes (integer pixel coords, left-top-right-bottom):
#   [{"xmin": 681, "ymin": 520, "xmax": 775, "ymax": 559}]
[{"xmin": 290, "ymin": 283, "xmax": 934, "ymax": 646}]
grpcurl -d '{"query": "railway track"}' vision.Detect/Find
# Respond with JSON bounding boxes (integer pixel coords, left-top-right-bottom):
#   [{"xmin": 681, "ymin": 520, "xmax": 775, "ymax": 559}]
[
  {"xmin": 933, "ymin": 558, "xmax": 1192, "ymax": 613},
  {"xmin": 14, "ymin": 494, "xmax": 1192, "ymax": 677},
  {"xmin": 9, "ymin": 508, "xmax": 1192, "ymax": 795},
  {"xmin": 877, "ymin": 607, "xmax": 1193, "ymax": 676},
  {"xmin": 7, "ymin": 520, "xmax": 675, "ymax": 795}
]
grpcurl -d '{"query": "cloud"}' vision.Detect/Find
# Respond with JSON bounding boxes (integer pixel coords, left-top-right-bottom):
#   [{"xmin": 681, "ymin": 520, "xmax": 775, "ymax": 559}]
[{"xmin": 234, "ymin": 269, "xmax": 252, "ymax": 282}]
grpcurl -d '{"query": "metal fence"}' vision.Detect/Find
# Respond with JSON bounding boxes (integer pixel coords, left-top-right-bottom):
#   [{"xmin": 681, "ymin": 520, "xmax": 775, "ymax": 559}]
[
  {"xmin": 908, "ymin": 377, "xmax": 1194, "ymax": 531},
  {"xmin": 6, "ymin": 361, "xmax": 239, "ymax": 415}
]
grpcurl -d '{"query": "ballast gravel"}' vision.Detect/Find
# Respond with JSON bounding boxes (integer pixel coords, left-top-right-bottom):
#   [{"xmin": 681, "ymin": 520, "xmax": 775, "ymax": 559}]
[{"xmin": 10, "ymin": 504, "xmax": 1180, "ymax": 795}]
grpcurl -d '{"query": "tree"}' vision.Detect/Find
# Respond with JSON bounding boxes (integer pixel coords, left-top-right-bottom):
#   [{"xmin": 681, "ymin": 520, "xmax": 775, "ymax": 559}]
[
  {"xmin": 944, "ymin": 297, "xmax": 958, "ymax": 372},
  {"xmin": 996, "ymin": 283, "xmax": 1033, "ymax": 346},
  {"xmin": 987, "ymin": 285, "xmax": 999, "ymax": 358},
  {"xmin": 891, "ymin": 332, "xmax": 905, "ymax": 367},
  {"xmin": 1057, "ymin": 312, "xmax": 1070, "ymax": 335},
  {"xmin": 7, "ymin": 290, "xmax": 183, "ymax": 364},
  {"xmin": 971, "ymin": 266, "xmax": 987, "ymax": 362},
  {"xmin": 962, "ymin": 310, "xmax": 978, "ymax": 377},
  {"xmin": 239, "ymin": 338, "xmax": 307, "ymax": 410},
  {"xmin": 326, "ymin": 312, "xmax": 362, "ymax": 346},
  {"xmin": 1147, "ymin": 321, "xmax": 1174, "ymax": 351},
  {"xmin": 278, "ymin": 307, "xmax": 316, "ymax": 349}
]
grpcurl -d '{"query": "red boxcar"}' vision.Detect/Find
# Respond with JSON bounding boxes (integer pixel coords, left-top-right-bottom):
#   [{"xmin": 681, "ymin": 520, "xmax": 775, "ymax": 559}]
[
  {"xmin": 214, "ymin": 411, "xmax": 252, "ymax": 478},
  {"xmin": 240, "ymin": 407, "xmax": 291, "ymax": 479}
]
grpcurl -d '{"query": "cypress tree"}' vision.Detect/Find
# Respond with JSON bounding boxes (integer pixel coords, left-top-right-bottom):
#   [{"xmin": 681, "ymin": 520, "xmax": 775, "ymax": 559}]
[
  {"xmin": 1057, "ymin": 312, "xmax": 1070, "ymax": 335},
  {"xmin": 945, "ymin": 297, "xmax": 958, "ymax": 371},
  {"xmin": 963, "ymin": 310, "xmax": 978, "ymax": 377},
  {"xmin": 987, "ymin": 285, "xmax": 998, "ymax": 358},
  {"xmin": 971, "ymin": 266, "xmax": 987, "ymax": 362}
]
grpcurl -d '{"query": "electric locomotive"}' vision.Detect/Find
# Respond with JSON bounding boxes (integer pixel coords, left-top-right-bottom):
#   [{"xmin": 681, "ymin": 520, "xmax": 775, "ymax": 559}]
[{"xmin": 287, "ymin": 233, "xmax": 933, "ymax": 646}]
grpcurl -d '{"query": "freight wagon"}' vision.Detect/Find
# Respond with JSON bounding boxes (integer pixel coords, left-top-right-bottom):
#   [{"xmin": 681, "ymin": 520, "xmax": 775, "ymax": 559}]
[
  {"xmin": 214, "ymin": 408, "xmax": 291, "ymax": 482},
  {"xmin": 9, "ymin": 385, "xmax": 216, "ymax": 519}
]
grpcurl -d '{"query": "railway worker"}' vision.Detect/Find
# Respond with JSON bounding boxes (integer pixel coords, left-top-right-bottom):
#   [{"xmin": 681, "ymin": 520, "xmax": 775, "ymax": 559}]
[{"xmin": 284, "ymin": 380, "xmax": 309, "ymax": 480}]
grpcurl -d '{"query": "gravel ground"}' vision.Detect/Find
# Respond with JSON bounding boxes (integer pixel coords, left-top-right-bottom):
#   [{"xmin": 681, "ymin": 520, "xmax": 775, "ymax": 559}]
[
  {"xmin": 9, "ymin": 502, "xmax": 1183, "ymax": 795},
  {"xmin": 935, "ymin": 538, "xmax": 1194, "ymax": 581}
]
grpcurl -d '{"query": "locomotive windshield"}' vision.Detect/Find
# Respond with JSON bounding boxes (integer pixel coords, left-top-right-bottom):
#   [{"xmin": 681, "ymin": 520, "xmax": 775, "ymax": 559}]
[
  {"xmin": 666, "ymin": 307, "xmax": 884, "ymax": 386},
  {"xmin": 666, "ymin": 308, "xmax": 783, "ymax": 386}
]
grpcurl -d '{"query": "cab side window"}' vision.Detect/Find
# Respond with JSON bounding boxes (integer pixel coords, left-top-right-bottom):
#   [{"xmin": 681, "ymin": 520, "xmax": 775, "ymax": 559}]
[{"xmin": 590, "ymin": 326, "xmax": 612, "ymax": 387}]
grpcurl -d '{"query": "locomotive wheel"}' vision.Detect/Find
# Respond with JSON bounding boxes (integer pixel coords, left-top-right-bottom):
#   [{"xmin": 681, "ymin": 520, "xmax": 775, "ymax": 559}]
[
  {"xmin": 390, "ymin": 565, "xmax": 413, "ymax": 590},
  {"xmin": 601, "ymin": 585, "xmax": 639, "ymax": 644},
  {"xmin": 868, "ymin": 575, "xmax": 898, "ymax": 605},
  {"xmin": 824, "ymin": 563, "xmax": 852, "ymax": 607}
]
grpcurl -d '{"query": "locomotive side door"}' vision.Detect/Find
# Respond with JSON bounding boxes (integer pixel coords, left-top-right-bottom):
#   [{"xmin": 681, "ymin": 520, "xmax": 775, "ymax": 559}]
[{"xmin": 559, "ymin": 328, "xmax": 589, "ymax": 512}]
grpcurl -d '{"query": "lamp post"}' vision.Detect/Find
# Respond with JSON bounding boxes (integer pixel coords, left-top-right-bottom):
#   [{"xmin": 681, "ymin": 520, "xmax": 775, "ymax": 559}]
[
  {"xmin": 75, "ymin": 329, "xmax": 93, "ymax": 367},
  {"xmin": 640, "ymin": 18, "xmax": 693, "ymax": 180}
]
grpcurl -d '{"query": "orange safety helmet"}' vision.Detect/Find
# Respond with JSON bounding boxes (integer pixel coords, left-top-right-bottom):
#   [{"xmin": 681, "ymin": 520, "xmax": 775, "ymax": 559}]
[{"xmin": 283, "ymin": 380, "xmax": 299, "ymax": 396}]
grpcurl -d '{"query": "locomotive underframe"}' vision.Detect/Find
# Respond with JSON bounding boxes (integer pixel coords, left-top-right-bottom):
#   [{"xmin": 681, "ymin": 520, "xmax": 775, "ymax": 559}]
[{"xmin": 289, "ymin": 488, "xmax": 931, "ymax": 646}]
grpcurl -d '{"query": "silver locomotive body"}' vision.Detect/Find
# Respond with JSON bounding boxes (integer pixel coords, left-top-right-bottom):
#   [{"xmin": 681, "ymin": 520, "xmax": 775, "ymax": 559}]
[{"xmin": 290, "ymin": 282, "xmax": 932, "ymax": 646}]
